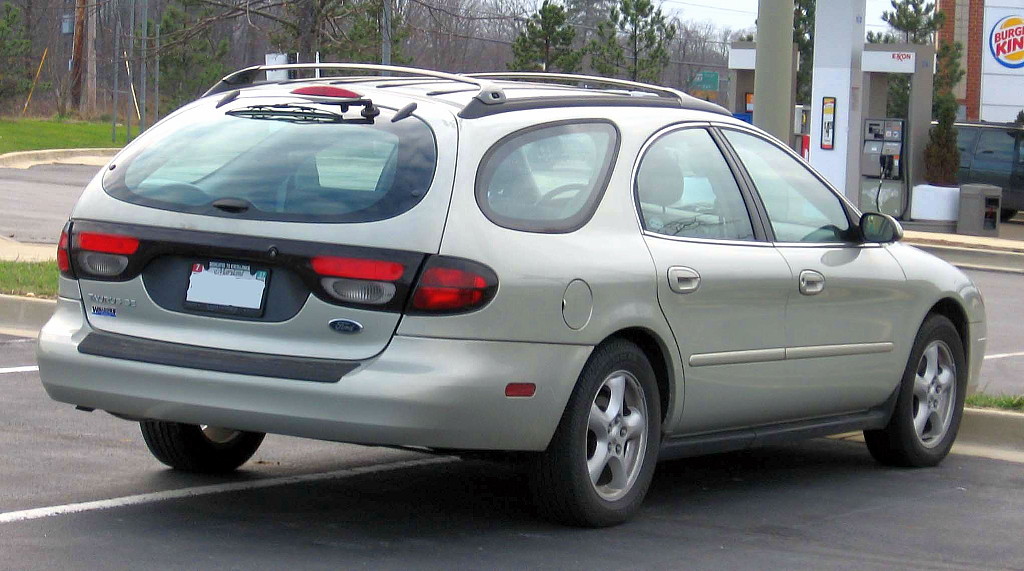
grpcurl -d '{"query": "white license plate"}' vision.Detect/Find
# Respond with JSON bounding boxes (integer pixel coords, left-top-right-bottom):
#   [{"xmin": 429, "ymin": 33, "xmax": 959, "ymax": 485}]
[{"xmin": 185, "ymin": 261, "xmax": 269, "ymax": 314}]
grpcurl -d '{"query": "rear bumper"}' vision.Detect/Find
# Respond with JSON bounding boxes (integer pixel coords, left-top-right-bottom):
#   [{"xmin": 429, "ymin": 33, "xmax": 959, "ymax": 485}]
[{"xmin": 37, "ymin": 297, "xmax": 592, "ymax": 451}]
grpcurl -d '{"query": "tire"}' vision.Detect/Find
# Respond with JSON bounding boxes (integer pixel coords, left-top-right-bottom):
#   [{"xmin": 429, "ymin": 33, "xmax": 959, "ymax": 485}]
[
  {"xmin": 864, "ymin": 314, "xmax": 966, "ymax": 467},
  {"xmin": 140, "ymin": 420, "xmax": 265, "ymax": 473},
  {"xmin": 529, "ymin": 339, "xmax": 661, "ymax": 527},
  {"xmin": 1000, "ymin": 208, "xmax": 1018, "ymax": 222}
]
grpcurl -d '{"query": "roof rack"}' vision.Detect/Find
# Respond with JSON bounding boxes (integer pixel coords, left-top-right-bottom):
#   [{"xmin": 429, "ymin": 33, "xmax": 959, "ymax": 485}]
[
  {"xmin": 466, "ymin": 72, "xmax": 690, "ymax": 102},
  {"xmin": 204, "ymin": 63, "xmax": 507, "ymax": 105}
]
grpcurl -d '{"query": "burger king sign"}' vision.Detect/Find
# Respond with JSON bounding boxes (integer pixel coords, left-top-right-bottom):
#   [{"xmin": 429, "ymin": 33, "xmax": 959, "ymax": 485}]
[{"xmin": 990, "ymin": 15, "xmax": 1024, "ymax": 69}]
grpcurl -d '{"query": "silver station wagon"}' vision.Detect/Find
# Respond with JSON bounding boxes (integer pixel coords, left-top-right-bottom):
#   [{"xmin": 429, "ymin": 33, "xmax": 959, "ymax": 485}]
[{"xmin": 37, "ymin": 64, "xmax": 986, "ymax": 527}]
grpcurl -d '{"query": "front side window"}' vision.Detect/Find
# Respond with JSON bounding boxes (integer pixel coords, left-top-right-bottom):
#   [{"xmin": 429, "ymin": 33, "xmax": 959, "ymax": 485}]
[
  {"xmin": 723, "ymin": 129, "xmax": 852, "ymax": 243},
  {"xmin": 635, "ymin": 128, "xmax": 755, "ymax": 241},
  {"xmin": 103, "ymin": 101, "xmax": 437, "ymax": 223},
  {"xmin": 476, "ymin": 121, "xmax": 619, "ymax": 233}
]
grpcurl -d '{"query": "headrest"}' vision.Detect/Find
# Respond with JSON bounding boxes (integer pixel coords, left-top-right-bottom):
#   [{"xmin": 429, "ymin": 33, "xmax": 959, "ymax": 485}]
[{"xmin": 637, "ymin": 149, "xmax": 684, "ymax": 207}]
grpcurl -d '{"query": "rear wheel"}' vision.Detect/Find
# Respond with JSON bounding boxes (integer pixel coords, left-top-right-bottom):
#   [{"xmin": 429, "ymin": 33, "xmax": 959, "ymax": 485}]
[
  {"xmin": 529, "ymin": 339, "xmax": 661, "ymax": 527},
  {"xmin": 140, "ymin": 420, "xmax": 265, "ymax": 473},
  {"xmin": 864, "ymin": 314, "xmax": 966, "ymax": 467},
  {"xmin": 1000, "ymin": 208, "xmax": 1018, "ymax": 222}
]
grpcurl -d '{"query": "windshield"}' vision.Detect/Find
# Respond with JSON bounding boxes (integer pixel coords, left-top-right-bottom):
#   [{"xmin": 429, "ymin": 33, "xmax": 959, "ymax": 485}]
[{"xmin": 102, "ymin": 99, "xmax": 438, "ymax": 223}]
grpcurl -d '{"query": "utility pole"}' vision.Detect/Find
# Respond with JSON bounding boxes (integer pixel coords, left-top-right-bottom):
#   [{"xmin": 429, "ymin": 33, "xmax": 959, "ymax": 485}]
[
  {"xmin": 113, "ymin": 7, "xmax": 120, "ymax": 142},
  {"xmin": 154, "ymin": 23, "xmax": 160, "ymax": 125},
  {"xmin": 70, "ymin": 0, "xmax": 87, "ymax": 106},
  {"xmin": 139, "ymin": 0, "xmax": 148, "ymax": 132},
  {"xmin": 85, "ymin": 0, "xmax": 97, "ymax": 113},
  {"xmin": 382, "ymin": 0, "xmax": 392, "ymax": 66}
]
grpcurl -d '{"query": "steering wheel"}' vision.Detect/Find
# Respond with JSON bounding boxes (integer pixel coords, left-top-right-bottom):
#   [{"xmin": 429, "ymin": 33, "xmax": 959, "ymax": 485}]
[{"xmin": 536, "ymin": 183, "xmax": 590, "ymax": 206}]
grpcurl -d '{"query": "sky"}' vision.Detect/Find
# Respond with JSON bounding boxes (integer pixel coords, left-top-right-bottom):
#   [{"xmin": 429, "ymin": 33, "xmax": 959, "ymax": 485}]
[{"xmin": 661, "ymin": 0, "xmax": 896, "ymax": 35}]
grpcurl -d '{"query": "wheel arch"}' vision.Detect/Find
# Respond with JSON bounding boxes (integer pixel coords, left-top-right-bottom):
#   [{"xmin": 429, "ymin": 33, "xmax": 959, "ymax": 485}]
[
  {"xmin": 927, "ymin": 297, "xmax": 970, "ymax": 363},
  {"xmin": 603, "ymin": 327, "xmax": 675, "ymax": 423}
]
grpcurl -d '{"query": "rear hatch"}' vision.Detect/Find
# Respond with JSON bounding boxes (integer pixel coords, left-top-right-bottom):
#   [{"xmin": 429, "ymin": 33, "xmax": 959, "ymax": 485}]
[{"xmin": 67, "ymin": 86, "xmax": 456, "ymax": 361}]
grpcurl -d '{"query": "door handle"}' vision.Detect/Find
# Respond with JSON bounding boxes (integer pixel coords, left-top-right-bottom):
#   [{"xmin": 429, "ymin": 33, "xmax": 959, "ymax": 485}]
[
  {"xmin": 798, "ymin": 270, "xmax": 825, "ymax": 296},
  {"xmin": 667, "ymin": 266, "xmax": 701, "ymax": 294}
]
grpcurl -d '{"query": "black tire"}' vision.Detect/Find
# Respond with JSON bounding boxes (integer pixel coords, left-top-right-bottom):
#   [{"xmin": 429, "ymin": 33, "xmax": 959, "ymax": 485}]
[
  {"xmin": 864, "ymin": 314, "xmax": 966, "ymax": 467},
  {"xmin": 140, "ymin": 420, "xmax": 265, "ymax": 473},
  {"xmin": 529, "ymin": 338, "xmax": 661, "ymax": 527},
  {"xmin": 1000, "ymin": 208, "xmax": 1018, "ymax": 222}
]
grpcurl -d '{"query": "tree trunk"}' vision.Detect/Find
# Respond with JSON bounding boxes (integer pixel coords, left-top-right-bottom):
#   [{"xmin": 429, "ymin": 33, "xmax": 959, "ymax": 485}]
[{"xmin": 70, "ymin": 0, "xmax": 87, "ymax": 107}]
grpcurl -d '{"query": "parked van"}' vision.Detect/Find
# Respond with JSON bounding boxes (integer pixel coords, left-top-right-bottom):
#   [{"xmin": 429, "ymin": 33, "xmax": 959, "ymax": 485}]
[{"xmin": 955, "ymin": 121, "xmax": 1024, "ymax": 220}]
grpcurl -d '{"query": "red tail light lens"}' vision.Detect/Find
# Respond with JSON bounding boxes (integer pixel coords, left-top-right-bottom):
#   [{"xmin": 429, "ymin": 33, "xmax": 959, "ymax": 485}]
[
  {"xmin": 311, "ymin": 256, "xmax": 404, "ymax": 281},
  {"xmin": 409, "ymin": 257, "xmax": 497, "ymax": 314},
  {"xmin": 76, "ymin": 232, "xmax": 140, "ymax": 255},
  {"xmin": 57, "ymin": 226, "xmax": 72, "ymax": 277}
]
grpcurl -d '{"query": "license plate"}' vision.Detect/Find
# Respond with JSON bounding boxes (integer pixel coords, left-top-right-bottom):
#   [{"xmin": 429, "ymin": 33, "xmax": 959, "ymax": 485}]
[{"xmin": 184, "ymin": 261, "xmax": 269, "ymax": 317}]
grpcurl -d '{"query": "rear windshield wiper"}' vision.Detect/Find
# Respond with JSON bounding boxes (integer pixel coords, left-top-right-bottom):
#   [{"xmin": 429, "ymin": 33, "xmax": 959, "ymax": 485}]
[{"xmin": 226, "ymin": 104, "xmax": 371, "ymax": 124}]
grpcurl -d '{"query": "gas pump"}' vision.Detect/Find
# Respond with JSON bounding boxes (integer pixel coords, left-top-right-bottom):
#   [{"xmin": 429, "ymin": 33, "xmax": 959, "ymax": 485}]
[{"xmin": 861, "ymin": 118, "xmax": 907, "ymax": 216}]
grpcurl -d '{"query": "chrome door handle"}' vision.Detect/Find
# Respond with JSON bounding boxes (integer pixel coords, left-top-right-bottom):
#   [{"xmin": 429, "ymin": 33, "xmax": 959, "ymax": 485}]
[
  {"xmin": 798, "ymin": 270, "xmax": 825, "ymax": 296},
  {"xmin": 667, "ymin": 266, "xmax": 701, "ymax": 294}
]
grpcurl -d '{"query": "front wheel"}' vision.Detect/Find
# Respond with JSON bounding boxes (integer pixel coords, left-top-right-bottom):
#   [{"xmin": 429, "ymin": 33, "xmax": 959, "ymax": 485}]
[
  {"xmin": 529, "ymin": 339, "xmax": 661, "ymax": 527},
  {"xmin": 140, "ymin": 420, "xmax": 265, "ymax": 473},
  {"xmin": 864, "ymin": 314, "xmax": 966, "ymax": 467}
]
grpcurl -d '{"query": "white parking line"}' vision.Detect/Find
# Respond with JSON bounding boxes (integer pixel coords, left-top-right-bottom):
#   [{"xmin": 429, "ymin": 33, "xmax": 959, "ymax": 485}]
[
  {"xmin": 0, "ymin": 366, "xmax": 38, "ymax": 374},
  {"xmin": 984, "ymin": 352, "xmax": 1024, "ymax": 361},
  {"xmin": 0, "ymin": 457, "xmax": 452, "ymax": 524}
]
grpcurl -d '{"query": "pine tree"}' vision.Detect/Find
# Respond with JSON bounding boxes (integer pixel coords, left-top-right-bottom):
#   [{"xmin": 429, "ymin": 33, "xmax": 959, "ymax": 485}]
[
  {"xmin": 793, "ymin": 0, "xmax": 815, "ymax": 105},
  {"xmin": 0, "ymin": 1, "xmax": 30, "ymax": 99},
  {"xmin": 158, "ymin": 1, "xmax": 231, "ymax": 114},
  {"xmin": 509, "ymin": 1, "xmax": 580, "ymax": 72},
  {"xmin": 589, "ymin": 0, "xmax": 675, "ymax": 83},
  {"xmin": 923, "ymin": 40, "xmax": 964, "ymax": 186}
]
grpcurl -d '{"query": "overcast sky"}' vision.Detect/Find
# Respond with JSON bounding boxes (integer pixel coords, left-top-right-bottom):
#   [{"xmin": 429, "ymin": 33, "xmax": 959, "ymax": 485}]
[{"xmin": 662, "ymin": 0, "xmax": 896, "ymax": 35}]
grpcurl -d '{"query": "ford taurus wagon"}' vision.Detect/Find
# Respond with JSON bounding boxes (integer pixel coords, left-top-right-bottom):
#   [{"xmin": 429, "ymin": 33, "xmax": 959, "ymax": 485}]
[{"xmin": 37, "ymin": 64, "xmax": 986, "ymax": 527}]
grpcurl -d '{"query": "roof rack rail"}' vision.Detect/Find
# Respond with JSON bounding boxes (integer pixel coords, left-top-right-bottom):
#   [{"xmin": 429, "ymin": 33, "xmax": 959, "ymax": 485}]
[
  {"xmin": 466, "ymin": 72, "xmax": 689, "ymax": 102},
  {"xmin": 204, "ymin": 63, "xmax": 507, "ymax": 105}
]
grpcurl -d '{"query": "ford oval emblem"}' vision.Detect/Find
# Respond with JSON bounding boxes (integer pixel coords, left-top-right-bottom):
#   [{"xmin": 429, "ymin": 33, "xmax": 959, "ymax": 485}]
[{"xmin": 328, "ymin": 319, "xmax": 363, "ymax": 334}]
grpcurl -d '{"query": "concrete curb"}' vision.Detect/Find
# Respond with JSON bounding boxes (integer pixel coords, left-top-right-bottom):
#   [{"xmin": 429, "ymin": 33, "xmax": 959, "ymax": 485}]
[
  {"xmin": 954, "ymin": 407, "xmax": 1024, "ymax": 462},
  {"xmin": 0, "ymin": 290, "xmax": 1020, "ymax": 461},
  {"xmin": 0, "ymin": 148, "xmax": 119, "ymax": 169},
  {"xmin": 905, "ymin": 242, "xmax": 1024, "ymax": 274},
  {"xmin": 0, "ymin": 294, "xmax": 55, "ymax": 338}
]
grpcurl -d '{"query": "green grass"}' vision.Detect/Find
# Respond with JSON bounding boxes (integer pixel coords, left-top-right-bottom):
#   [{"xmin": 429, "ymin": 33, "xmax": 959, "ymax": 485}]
[
  {"xmin": 0, "ymin": 261, "xmax": 58, "ymax": 298},
  {"xmin": 0, "ymin": 119, "xmax": 121, "ymax": 154},
  {"xmin": 966, "ymin": 393, "xmax": 1024, "ymax": 412}
]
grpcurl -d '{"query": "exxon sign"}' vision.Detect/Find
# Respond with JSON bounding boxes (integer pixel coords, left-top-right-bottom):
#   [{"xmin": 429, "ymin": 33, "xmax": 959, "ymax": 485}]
[{"xmin": 990, "ymin": 15, "xmax": 1024, "ymax": 69}]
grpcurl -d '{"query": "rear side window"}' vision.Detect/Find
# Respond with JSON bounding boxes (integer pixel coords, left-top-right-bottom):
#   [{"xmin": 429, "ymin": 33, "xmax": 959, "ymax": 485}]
[
  {"xmin": 476, "ymin": 121, "xmax": 619, "ymax": 233},
  {"xmin": 102, "ymin": 102, "xmax": 437, "ymax": 223},
  {"xmin": 636, "ymin": 128, "xmax": 755, "ymax": 241},
  {"xmin": 975, "ymin": 129, "xmax": 1016, "ymax": 170}
]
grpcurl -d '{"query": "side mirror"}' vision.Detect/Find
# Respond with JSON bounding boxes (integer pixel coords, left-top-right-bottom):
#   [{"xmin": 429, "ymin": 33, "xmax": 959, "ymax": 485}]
[{"xmin": 860, "ymin": 212, "xmax": 903, "ymax": 243}]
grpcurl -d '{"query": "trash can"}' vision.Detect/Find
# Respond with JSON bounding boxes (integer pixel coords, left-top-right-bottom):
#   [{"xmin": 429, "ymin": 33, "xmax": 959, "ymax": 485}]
[{"xmin": 957, "ymin": 184, "xmax": 1001, "ymax": 237}]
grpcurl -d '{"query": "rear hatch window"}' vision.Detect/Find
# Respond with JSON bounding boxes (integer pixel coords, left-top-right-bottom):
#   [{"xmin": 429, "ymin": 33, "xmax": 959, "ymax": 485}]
[{"xmin": 102, "ymin": 97, "xmax": 437, "ymax": 223}]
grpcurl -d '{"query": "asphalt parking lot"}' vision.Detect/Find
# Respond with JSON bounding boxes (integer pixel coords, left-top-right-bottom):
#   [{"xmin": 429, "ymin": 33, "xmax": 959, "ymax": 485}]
[{"xmin": 2, "ymin": 333, "xmax": 1024, "ymax": 570}]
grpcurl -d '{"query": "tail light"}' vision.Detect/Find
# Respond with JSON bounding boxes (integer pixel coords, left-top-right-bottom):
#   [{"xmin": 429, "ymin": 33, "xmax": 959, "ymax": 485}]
[
  {"xmin": 73, "ymin": 231, "xmax": 140, "ymax": 278},
  {"xmin": 57, "ymin": 223, "xmax": 73, "ymax": 278},
  {"xmin": 408, "ymin": 256, "xmax": 498, "ymax": 315},
  {"xmin": 312, "ymin": 256, "xmax": 405, "ymax": 306}
]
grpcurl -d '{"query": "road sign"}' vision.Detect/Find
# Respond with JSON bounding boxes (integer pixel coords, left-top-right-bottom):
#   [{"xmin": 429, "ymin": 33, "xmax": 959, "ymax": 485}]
[{"xmin": 691, "ymin": 71, "xmax": 720, "ymax": 92}]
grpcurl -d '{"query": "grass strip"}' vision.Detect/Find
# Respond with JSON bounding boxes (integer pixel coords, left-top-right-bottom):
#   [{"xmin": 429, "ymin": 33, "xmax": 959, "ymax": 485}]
[
  {"xmin": 966, "ymin": 393, "xmax": 1024, "ymax": 412},
  {"xmin": 0, "ymin": 119, "xmax": 120, "ymax": 155},
  {"xmin": 0, "ymin": 261, "xmax": 58, "ymax": 298}
]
